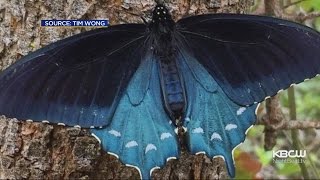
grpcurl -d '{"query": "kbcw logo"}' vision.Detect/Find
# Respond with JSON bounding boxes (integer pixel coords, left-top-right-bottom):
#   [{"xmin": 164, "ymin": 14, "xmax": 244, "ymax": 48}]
[{"xmin": 272, "ymin": 150, "xmax": 306, "ymax": 158}]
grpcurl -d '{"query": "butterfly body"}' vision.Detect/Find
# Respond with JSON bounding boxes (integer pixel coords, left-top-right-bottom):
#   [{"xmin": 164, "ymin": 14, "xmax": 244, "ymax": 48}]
[
  {"xmin": 150, "ymin": 4, "xmax": 187, "ymax": 120},
  {"xmin": 1, "ymin": 3, "xmax": 320, "ymax": 179},
  {"xmin": 157, "ymin": 53, "xmax": 186, "ymax": 120}
]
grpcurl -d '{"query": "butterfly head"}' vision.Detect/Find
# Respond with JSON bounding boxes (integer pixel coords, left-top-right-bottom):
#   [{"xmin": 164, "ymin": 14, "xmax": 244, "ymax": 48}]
[
  {"xmin": 152, "ymin": 4, "xmax": 170, "ymax": 22},
  {"xmin": 150, "ymin": 4, "xmax": 174, "ymax": 33}
]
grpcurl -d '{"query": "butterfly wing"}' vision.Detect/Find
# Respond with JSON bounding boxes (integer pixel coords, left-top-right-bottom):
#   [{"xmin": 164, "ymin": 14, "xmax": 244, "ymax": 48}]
[
  {"xmin": 0, "ymin": 24, "xmax": 148, "ymax": 127},
  {"xmin": 176, "ymin": 14, "xmax": 320, "ymax": 106},
  {"xmin": 91, "ymin": 55, "xmax": 179, "ymax": 179},
  {"xmin": 176, "ymin": 48, "xmax": 257, "ymax": 177}
]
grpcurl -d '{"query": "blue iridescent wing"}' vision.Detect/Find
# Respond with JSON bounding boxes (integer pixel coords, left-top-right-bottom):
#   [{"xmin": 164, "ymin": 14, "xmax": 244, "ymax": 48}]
[
  {"xmin": 176, "ymin": 49, "xmax": 257, "ymax": 177},
  {"xmin": 176, "ymin": 14, "xmax": 320, "ymax": 106},
  {"xmin": 91, "ymin": 55, "xmax": 179, "ymax": 179},
  {"xmin": 0, "ymin": 24, "xmax": 147, "ymax": 127}
]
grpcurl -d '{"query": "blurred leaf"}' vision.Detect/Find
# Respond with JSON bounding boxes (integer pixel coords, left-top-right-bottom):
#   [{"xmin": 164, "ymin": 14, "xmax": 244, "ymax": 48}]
[
  {"xmin": 247, "ymin": 125, "xmax": 264, "ymax": 137},
  {"xmin": 235, "ymin": 151, "xmax": 262, "ymax": 179},
  {"xmin": 281, "ymin": 77, "xmax": 320, "ymax": 119},
  {"xmin": 256, "ymin": 147, "xmax": 273, "ymax": 166},
  {"xmin": 299, "ymin": 0, "xmax": 320, "ymax": 11},
  {"xmin": 314, "ymin": 17, "xmax": 320, "ymax": 31},
  {"xmin": 276, "ymin": 160, "xmax": 301, "ymax": 175}
]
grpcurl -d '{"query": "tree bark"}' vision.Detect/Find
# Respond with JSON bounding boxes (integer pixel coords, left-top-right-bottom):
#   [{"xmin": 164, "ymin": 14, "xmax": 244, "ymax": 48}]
[{"xmin": 0, "ymin": 0, "xmax": 253, "ymax": 179}]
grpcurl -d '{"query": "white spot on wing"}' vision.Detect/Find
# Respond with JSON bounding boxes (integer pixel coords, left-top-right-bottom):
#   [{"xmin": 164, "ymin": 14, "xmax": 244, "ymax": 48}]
[
  {"xmin": 91, "ymin": 133, "xmax": 101, "ymax": 144},
  {"xmin": 225, "ymin": 123, "xmax": 238, "ymax": 131},
  {"xmin": 93, "ymin": 110, "xmax": 97, "ymax": 116},
  {"xmin": 58, "ymin": 123, "xmax": 65, "ymax": 126},
  {"xmin": 160, "ymin": 132, "xmax": 172, "ymax": 140},
  {"xmin": 167, "ymin": 157, "xmax": 177, "ymax": 161},
  {"xmin": 42, "ymin": 120, "xmax": 49, "ymax": 124},
  {"xmin": 107, "ymin": 151, "xmax": 119, "ymax": 159},
  {"xmin": 195, "ymin": 151, "xmax": 206, "ymax": 155},
  {"xmin": 150, "ymin": 166, "xmax": 161, "ymax": 176},
  {"xmin": 255, "ymin": 103, "xmax": 261, "ymax": 115},
  {"xmin": 265, "ymin": 96, "xmax": 271, "ymax": 100},
  {"xmin": 210, "ymin": 132, "xmax": 222, "ymax": 141},
  {"xmin": 125, "ymin": 164, "xmax": 142, "ymax": 178},
  {"xmin": 192, "ymin": 127, "xmax": 204, "ymax": 134},
  {"xmin": 108, "ymin": 129, "xmax": 121, "ymax": 137},
  {"xmin": 145, "ymin": 144, "xmax": 157, "ymax": 154},
  {"xmin": 174, "ymin": 128, "xmax": 178, "ymax": 134},
  {"xmin": 236, "ymin": 107, "xmax": 246, "ymax": 115},
  {"xmin": 277, "ymin": 89, "xmax": 284, "ymax": 93},
  {"xmin": 183, "ymin": 126, "xmax": 187, "ymax": 132},
  {"xmin": 125, "ymin": 141, "xmax": 138, "ymax": 148}
]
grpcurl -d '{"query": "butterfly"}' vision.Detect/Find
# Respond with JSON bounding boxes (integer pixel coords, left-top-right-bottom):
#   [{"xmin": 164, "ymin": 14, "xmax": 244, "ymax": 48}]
[{"xmin": 0, "ymin": 3, "xmax": 320, "ymax": 179}]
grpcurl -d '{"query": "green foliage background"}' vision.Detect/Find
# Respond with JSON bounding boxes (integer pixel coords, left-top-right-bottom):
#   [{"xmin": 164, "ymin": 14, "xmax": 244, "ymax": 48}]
[
  {"xmin": 281, "ymin": 0, "xmax": 320, "ymax": 120},
  {"xmin": 235, "ymin": 0, "xmax": 320, "ymax": 179}
]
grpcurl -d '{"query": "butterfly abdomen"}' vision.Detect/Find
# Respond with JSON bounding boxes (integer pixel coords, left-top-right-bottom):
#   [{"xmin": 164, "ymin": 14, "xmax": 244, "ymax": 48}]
[
  {"xmin": 158, "ymin": 55, "xmax": 186, "ymax": 121},
  {"xmin": 150, "ymin": 4, "xmax": 185, "ymax": 121}
]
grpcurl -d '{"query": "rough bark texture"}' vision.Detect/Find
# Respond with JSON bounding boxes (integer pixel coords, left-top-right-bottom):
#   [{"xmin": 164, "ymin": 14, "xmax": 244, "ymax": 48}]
[{"xmin": 0, "ymin": 0, "xmax": 253, "ymax": 179}]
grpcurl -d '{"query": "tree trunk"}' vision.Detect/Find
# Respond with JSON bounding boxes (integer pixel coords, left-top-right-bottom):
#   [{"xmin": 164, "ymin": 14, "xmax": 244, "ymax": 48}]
[{"xmin": 0, "ymin": 0, "xmax": 253, "ymax": 179}]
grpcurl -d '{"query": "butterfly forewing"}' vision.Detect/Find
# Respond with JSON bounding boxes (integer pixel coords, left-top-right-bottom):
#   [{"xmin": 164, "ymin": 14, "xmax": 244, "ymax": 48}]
[
  {"xmin": 0, "ymin": 24, "xmax": 148, "ymax": 127},
  {"xmin": 176, "ymin": 14, "xmax": 320, "ymax": 105}
]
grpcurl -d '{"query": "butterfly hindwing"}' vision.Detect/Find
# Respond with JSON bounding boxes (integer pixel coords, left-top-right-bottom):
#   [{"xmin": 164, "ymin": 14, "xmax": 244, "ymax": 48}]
[
  {"xmin": 176, "ymin": 50, "xmax": 257, "ymax": 177},
  {"xmin": 0, "ymin": 24, "xmax": 147, "ymax": 127},
  {"xmin": 91, "ymin": 56, "xmax": 179, "ymax": 179},
  {"xmin": 176, "ymin": 14, "xmax": 320, "ymax": 106}
]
